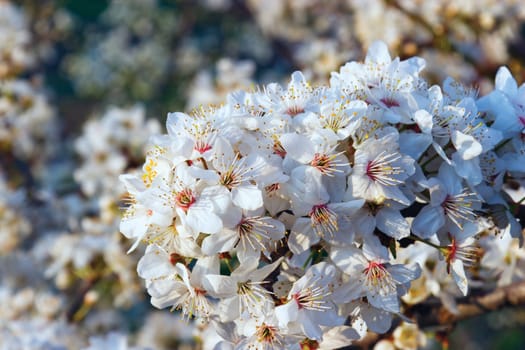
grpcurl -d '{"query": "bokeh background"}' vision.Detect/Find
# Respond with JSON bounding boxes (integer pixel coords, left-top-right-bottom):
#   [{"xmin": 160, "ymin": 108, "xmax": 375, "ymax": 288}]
[{"xmin": 2, "ymin": 0, "xmax": 525, "ymax": 349}]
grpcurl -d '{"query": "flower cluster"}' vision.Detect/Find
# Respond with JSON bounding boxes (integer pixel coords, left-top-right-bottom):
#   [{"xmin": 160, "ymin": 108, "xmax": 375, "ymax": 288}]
[
  {"xmin": 0, "ymin": 1, "xmax": 56, "ymax": 170},
  {"xmin": 120, "ymin": 41, "xmax": 525, "ymax": 348},
  {"xmin": 0, "ymin": 79, "xmax": 55, "ymax": 161},
  {"xmin": 40, "ymin": 106, "xmax": 161, "ymax": 306},
  {"xmin": 3, "ymin": 0, "xmax": 525, "ymax": 348},
  {"xmin": 74, "ymin": 105, "xmax": 161, "ymax": 197},
  {"xmin": 0, "ymin": 1, "xmax": 34, "ymax": 77}
]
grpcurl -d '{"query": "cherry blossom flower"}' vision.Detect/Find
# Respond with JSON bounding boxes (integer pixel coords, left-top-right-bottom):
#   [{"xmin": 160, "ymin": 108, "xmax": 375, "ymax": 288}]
[
  {"xmin": 330, "ymin": 246, "xmax": 420, "ymax": 314},
  {"xmin": 137, "ymin": 245, "xmax": 218, "ymax": 320},
  {"xmin": 119, "ymin": 174, "xmax": 172, "ymax": 252},
  {"xmin": 202, "ymin": 258, "xmax": 282, "ymax": 322},
  {"xmin": 114, "ymin": 39, "xmax": 525, "ymax": 346},
  {"xmin": 412, "ymin": 163, "xmax": 480, "ymax": 238},
  {"xmin": 201, "ymin": 208, "xmax": 285, "ymax": 263},
  {"xmin": 351, "ymin": 130, "xmax": 415, "ymax": 205},
  {"xmin": 275, "ymin": 262, "xmax": 343, "ymax": 340}
]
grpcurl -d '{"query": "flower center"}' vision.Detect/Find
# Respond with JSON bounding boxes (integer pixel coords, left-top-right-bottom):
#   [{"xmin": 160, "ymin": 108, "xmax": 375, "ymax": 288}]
[
  {"xmin": 309, "ymin": 204, "xmax": 338, "ymax": 237},
  {"xmin": 365, "ymin": 151, "xmax": 403, "ymax": 186},
  {"xmin": 445, "ymin": 237, "xmax": 457, "ymax": 265},
  {"xmin": 291, "ymin": 285, "xmax": 330, "ymax": 311},
  {"xmin": 265, "ymin": 183, "xmax": 281, "ymax": 195},
  {"xmin": 256, "ymin": 323, "xmax": 281, "ymax": 345},
  {"xmin": 219, "ymin": 155, "xmax": 252, "ymax": 190},
  {"xmin": 310, "ymin": 153, "xmax": 331, "ymax": 174},
  {"xmin": 363, "ymin": 261, "xmax": 396, "ymax": 295},
  {"xmin": 286, "ymin": 105, "xmax": 305, "ymax": 117},
  {"xmin": 441, "ymin": 190, "xmax": 478, "ymax": 229},
  {"xmin": 236, "ymin": 216, "xmax": 272, "ymax": 250},
  {"xmin": 219, "ymin": 168, "xmax": 239, "ymax": 189},
  {"xmin": 237, "ymin": 280, "xmax": 272, "ymax": 315},
  {"xmin": 380, "ymin": 97, "xmax": 400, "ymax": 108},
  {"xmin": 442, "ymin": 235, "xmax": 479, "ymax": 273},
  {"xmin": 178, "ymin": 287, "xmax": 211, "ymax": 321},
  {"xmin": 272, "ymin": 136, "xmax": 287, "ymax": 158},
  {"xmin": 323, "ymin": 107, "xmax": 349, "ymax": 132},
  {"xmin": 175, "ymin": 188, "xmax": 196, "ymax": 212},
  {"xmin": 310, "ymin": 152, "xmax": 347, "ymax": 176},
  {"xmin": 300, "ymin": 339, "xmax": 320, "ymax": 350},
  {"xmin": 194, "ymin": 138, "xmax": 212, "ymax": 154}
]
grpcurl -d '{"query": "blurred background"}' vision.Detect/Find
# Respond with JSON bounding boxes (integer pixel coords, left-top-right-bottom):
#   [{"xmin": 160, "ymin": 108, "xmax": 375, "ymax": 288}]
[{"xmin": 2, "ymin": 0, "xmax": 525, "ymax": 349}]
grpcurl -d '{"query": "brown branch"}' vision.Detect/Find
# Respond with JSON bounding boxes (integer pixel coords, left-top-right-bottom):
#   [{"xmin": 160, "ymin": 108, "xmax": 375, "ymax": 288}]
[
  {"xmin": 350, "ymin": 281, "xmax": 525, "ymax": 349},
  {"xmin": 410, "ymin": 280, "xmax": 525, "ymax": 328},
  {"xmin": 383, "ymin": 0, "xmax": 443, "ymax": 46},
  {"xmin": 65, "ymin": 275, "xmax": 102, "ymax": 322}
]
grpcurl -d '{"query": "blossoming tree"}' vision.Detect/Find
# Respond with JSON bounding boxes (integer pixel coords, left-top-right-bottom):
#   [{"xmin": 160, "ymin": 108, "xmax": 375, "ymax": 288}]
[{"xmin": 120, "ymin": 41, "xmax": 525, "ymax": 349}]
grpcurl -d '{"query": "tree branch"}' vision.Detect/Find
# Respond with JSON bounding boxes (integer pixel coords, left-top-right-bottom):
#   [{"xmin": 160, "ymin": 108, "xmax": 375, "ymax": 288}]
[
  {"xmin": 410, "ymin": 280, "xmax": 525, "ymax": 328},
  {"xmin": 350, "ymin": 281, "xmax": 525, "ymax": 349}
]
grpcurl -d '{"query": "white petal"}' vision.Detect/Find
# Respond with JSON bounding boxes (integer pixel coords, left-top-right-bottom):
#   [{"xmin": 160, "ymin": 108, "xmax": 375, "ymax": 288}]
[
  {"xmin": 451, "ymin": 154, "xmax": 482, "ymax": 185},
  {"xmin": 411, "ymin": 205, "xmax": 444, "ymax": 239},
  {"xmin": 301, "ymin": 313, "xmax": 323, "ymax": 340},
  {"xmin": 126, "ymin": 238, "xmax": 141, "ymax": 254},
  {"xmin": 288, "ymin": 218, "xmax": 320, "ymax": 255},
  {"xmin": 120, "ymin": 212, "xmax": 148, "ymax": 240},
  {"xmin": 137, "ymin": 245, "xmax": 174, "ymax": 279},
  {"xmin": 329, "ymin": 246, "xmax": 366, "ymax": 274},
  {"xmin": 414, "ymin": 109, "xmax": 433, "ymax": 134},
  {"xmin": 150, "ymin": 207, "xmax": 174, "ymax": 228},
  {"xmin": 388, "ymin": 264, "xmax": 421, "ymax": 285},
  {"xmin": 148, "ymin": 278, "xmax": 181, "ymax": 299},
  {"xmin": 366, "ymin": 41, "xmax": 391, "ymax": 65},
  {"xmin": 213, "ymin": 137, "xmax": 236, "ymax": 167},
  {"xmin": 186, "ymin": 209, "xmax": 223, "ymax": 234},
  {"xmin": 450, "ymin": 221, "xmax": 479, "ymax": 242},
  {"xmin": 351, "ymin": 315, "xmax": 368, "ymax": 339},
  {"xmin": 202, "ymin": 275, "xmax": 237, "ymax": 298},
  {"xmin": 376, "ymin": 207, "xmax": 410, "ymax": 239},
  {"xmin": 367, "ymin": 291, "xmax": 399, "ymax": 313},
  {"xmin": 232, "ymin": 185, "xmax": 263, "ymax": 210},
  {"xmin": 330, "ymin": 199, "xmax": 365, "ymax": 216},
  {"xmin": 275, "ymin": 301, "xmax": 299, "ymax": 327},
  {"xmin": 151, "ymin": 294, "xmax": 177, "ymax": 310},
  {"xmin": 248, "ymin": 258, "xmax": 283, "ymax": 281},
  {"xmin": 203, "ymin": 185, "xmax": 231, "ymax": 212},
  {"xmin": 451, "ymin": 130, "xmax": 482, "ymax": 160},
  {"xmin": 451, "ymin": 259, "xmax": 469, "ymax": 296},
  {"xmin": 201, "ymin": 229, "xmax": 237, "ymax": 255},
  {"xmin": 291, "ymin": 70, "xmax": 307, "ymax": 85},
  {"xmin": 399, "ymin": 133, "xmax": 432, "ymax": 160},
  {"xmin": 427, "ymin": 177, "xmax": 447, "ymax": 206},
  {"xmin": 192, "ymin": 255, "xmax": 220, "ymax": 281},
  {"xmin": 381, "ymin": 185, "xmax": 411, "ymax": 206},
  {"xmin": 301, "ymin": 167, "xmax": 330, "ymax": 204},
  {"xmin": 212, "ymin": 319, "xmax": 239, "ymax": 344},
  {"xmin": 437, "ymin": 163, "xmax": 462, "ymax": 195},
  {"xmin": 353, "ymin": 209, "xmax": 376, "ymax": 236},
  {"xmin": 334, "ymin": 280, "xmax": 365, "ymax": 303},
  {"xmin": 119, "ymin": 174, "xmax": 146, "ymax": 193},
  {"xmin": 237, "ymin": 246, "xmax": 260, "ymax": 264},
  {"xmin": 280, "ymin": 133, "xmax": 315, "ymax": 163},
  {"xmin": 319, "ymin": 326, "xmax": 360, "ymax": 348},
  {"xmin": 432, "ymin": 142, "xmax": 452, "ymax": 165},
  {"xmin": 495, "ymin": 66, "xmax": 518, "ymax": 96},
  {"xmin": 166, "ymin": 112, "xmax": 187, "ymax": 135},
  {"xmin": 360, "ymin": 305, "xmax": 393, "ymax": 334}
]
